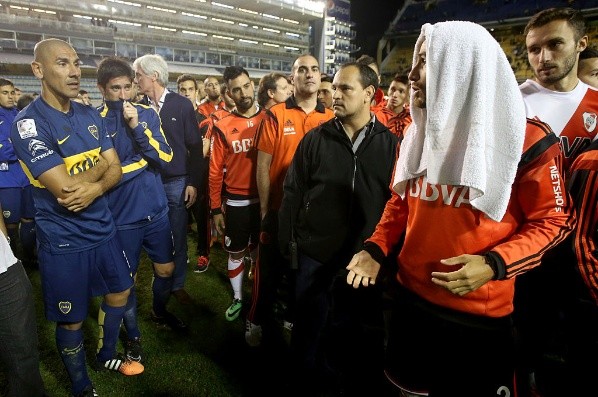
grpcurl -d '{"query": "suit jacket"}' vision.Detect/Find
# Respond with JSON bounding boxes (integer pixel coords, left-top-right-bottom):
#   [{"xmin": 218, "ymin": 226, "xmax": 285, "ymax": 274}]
[{"xmin": 142, "ymin": 91, "xmax": 204, "ymax": 188}]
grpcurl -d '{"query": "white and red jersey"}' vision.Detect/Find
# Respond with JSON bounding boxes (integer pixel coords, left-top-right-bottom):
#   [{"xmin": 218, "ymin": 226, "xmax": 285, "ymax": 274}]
[
  {"xmin": 209, "ymin": 108, "xmax": 265, "ymax": 211},
  {"xmin": 520, "ymin": 79, "xmax": 598, "ymax": 170}
]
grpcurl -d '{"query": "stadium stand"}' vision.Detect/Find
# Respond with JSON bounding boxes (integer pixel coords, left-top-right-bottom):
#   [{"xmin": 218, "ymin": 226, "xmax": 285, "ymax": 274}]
[
  {"xmin": 0, "ymin": 0, "xmax": 323, "ymax": 104},
  {"xmin": 378, "ymin": 0, "xmax": 598, "ymax": 86}
]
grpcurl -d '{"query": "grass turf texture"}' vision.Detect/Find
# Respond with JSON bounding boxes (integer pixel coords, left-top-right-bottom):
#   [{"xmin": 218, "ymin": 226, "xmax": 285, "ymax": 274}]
[{"xmin": 1, "ymin": 228, "xmax": 292, "ymax": 397}]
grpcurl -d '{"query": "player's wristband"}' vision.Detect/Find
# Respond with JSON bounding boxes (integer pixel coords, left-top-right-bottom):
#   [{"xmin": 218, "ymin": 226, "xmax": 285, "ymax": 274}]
[{"xmin": 484, "ymin": 252, "xmax": 504, "ymax": 280}]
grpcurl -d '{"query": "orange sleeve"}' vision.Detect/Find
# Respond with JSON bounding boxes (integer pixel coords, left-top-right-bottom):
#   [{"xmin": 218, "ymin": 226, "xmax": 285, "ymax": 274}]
[
  {"xmin": 388, "ymin": 111, "xmax": 412, "ymax": 140},
  {"xmin": 254, "ymin": 110, "xmax": 278, "ymax": 155},
  {"xmin": 492, "ymin": 130, "xmax": 576, "ymax": 278},
  {"xmin": 199, "ymin": 117, "xmax": 211, "ymax": 139},
  {"xmin": 569, "ymin": 150, "xmax": 598, "ymax": 304},
  {"xmin": 365, "ymin": 143, "xmax": 408, "ymax": 257},
  {"xmin": 209, "ymin": 125, "xmax": 227, "ymax": 213},
  {"xmin": 365, "ymin": 190, "xmax": 408, "ymax": 257}
]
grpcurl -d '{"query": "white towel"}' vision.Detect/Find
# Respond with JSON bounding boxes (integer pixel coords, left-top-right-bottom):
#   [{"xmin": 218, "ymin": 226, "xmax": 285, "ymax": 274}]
[{"xmin": 393, "ymin": 21, "xmax": 527, "ymax": 222}]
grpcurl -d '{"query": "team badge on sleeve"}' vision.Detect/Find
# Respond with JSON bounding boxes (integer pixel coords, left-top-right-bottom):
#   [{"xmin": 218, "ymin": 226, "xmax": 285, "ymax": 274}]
[
  {"xmin": 17, "ymin": 119, "xmax": 38, "ymax": 139},
  {"xmin": 583, "ymin": 112, "xmax": 597, "ymax": 133},
  {"xmin": 88, "ymin": 124, "xmax": 99, "ymax": 140}
]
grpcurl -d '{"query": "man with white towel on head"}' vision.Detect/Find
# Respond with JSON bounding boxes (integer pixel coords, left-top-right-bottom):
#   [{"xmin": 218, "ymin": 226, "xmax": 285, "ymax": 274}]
[{"xmin": 345, "ymin": 21, "xmax": 575, "ymax": 396}]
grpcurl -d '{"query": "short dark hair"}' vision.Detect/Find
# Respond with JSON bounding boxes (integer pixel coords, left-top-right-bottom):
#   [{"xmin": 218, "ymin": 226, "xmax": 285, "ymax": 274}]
[
  {"xmin": 220, "ymin": 83, "xmax": 228, "ymax": 96},
  {"xmin": 339, "ymin": 62, "xmax": 379, "ymax": 92},
  {"xmin": 97, "ymin": 57, "xmax": 134, "ymax": 87},
  {"xmin": 524, "ymin": 7, "xmax": 586, "ymax": 41},
  {"xmin": 222, "ymin": 66, "xmax": 249, "ymax": 86},
  {"xmin": 17, "ymin": 94, "xmax": 35, "ymax": 110},
  {"xmin": 176, "ymin": 74, "xmax": 198, "ymax": 89},
  {"xmin": 257, "ymin": 72, "xmax": 286, "ymax": 108},
  {"xmin": 0, "ymin": 78, "xmax": 14, "ymax": 88},
  {"xmin": 580, "ymin": 46, "xmax": 598, "ymax": 60},
  {"xmin": 78, "ymin": 89, "xmax": 88, "ymax": 95},
  {"xmin": 320, "ymin": 74, "xmax": 333, "ymax": 84},
  {"xmin": 356, "ymin": 54, "xmax": 378, "ymax": 68},
  {"xmin": 392, "ymin": 73, "xmax": 409, "ymax": 85}
]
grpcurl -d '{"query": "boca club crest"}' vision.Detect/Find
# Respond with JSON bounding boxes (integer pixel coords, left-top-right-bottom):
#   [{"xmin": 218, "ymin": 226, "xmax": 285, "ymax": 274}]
[
  {"xmin": 583, "ymin": 112, "xmax": 597, "ymax": 133},
  {"xmin": 88, "ymin": 124, "xmax": 99, "ymax": 140},
  {"xmin": 59, "ymin": 301, "xmax": 72, "ymax": 314}
]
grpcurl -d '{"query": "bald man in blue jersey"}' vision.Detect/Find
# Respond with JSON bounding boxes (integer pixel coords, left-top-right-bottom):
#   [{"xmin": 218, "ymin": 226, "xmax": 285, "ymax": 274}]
[{"xmin": 10, "ymin": 39, "xmax": 143, "ymax": 397}]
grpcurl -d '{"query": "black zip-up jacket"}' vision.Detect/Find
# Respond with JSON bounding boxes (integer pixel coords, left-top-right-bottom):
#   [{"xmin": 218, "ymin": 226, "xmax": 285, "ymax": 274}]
[{"xmin": 278, "ymin": 117, "xmax": 399, "ymax": 265}]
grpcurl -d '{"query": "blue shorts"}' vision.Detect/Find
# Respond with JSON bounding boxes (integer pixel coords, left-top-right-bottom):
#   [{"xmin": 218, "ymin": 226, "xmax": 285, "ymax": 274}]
[
  {"xmin": 38, "ymin": 235, "xmax": 134, "ymax": 323},
  {"xmin": 0, "ymin": 186, "xmax": 35, "ymax": 223},
  {"xmin": 116, "ymin": 213, "xmax": 174, "ymax": 275}
]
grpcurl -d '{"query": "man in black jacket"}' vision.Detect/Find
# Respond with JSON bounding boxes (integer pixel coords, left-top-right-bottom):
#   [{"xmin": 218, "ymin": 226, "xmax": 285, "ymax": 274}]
[
  {"xmin": 279, "ymin": 62, "xmax": 399, "ymax": 396},
  {"xmin": 133, "ymin": 54, "xmax": 204, "ymax": 309}
]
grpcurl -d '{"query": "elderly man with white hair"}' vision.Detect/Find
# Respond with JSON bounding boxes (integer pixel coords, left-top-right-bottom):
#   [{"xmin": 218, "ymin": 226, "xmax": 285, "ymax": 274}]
[{"xmin": 133, "ymin": 54, "xmax": 204, "ymax": 311}]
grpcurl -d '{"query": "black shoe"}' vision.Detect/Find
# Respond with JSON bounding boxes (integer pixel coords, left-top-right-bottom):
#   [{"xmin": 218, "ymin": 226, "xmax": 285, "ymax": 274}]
[
  {"xmin": 172, "ymin": 289, "xmax": 194, "ymax": 305},
  {"xmin": 74, "ymin": 384, "xmax": 99, "ymax": 397},
  {"xmin": 151, "ymin": 310, "xmax": 188, "ymax": 332},
  {"xmin": 124, "ymin": 337, "xmax": 143, "ymax": 362}
]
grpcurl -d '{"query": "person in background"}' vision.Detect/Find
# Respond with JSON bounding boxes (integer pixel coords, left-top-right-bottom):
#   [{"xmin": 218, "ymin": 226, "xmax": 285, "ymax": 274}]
[
  {"xmin": 209, "ymin": 66, "xmax": 264, "ymax": 335},
  {"xmin": 578, "ymin": 46, "xmax": 598, "ymax": 88},
  {"xmin": 196, "ymin": 79, "xmax": 207, "ymax": 103},
  {"xmin": 516, "ymin": 8, "xmax": 598, "ymax": 395},
  {"xmin": 386, "ymin": 73, "xmax": 409, "ymax": 115},
  {"xmin": 257, "ymin": 72, "xmax": 292, "ymax": 110},
  {"xmin": 97, "ymin": 57, "xmax": 185, "ymax": 358},
  {"xmin": 562, "ymin": 133, "xmax": 598, "ymax": 395},
  {"xmin": 17, "ymin": 94, "xmax": 35, "ymax": 110},
  {"xmin": 347, "ymin": 21, "xmax": 574, "ymax": 396},
  {"xmin": 356, "ymin": 55, "xmax": 396, "ymax": 128},
  {"xmin": 0, "ymin": 202, "xmax": 46, "ymax": 397},
  {"xmin": 14, "ymin": 87, "xmax": 22, "ymax": 102},
  {"xmin": 386, "ymin": 73, "xmax": 412, "ymax": 139},
  {"xmin": 252, "ymin": 54, "xmax": 334, "ymax": 347},
  {"xmin": 317, "ymin": 74, "xmax": 334, "ymax": 109},
  {"xmin": 0, "ymin": 78, "xmax": 37, "ymax": 269},
  {"xmin": 197, "ymin": 76, "xmax": 224, "ymax": 118},
  {"xmin": 355, "ymin": 54, "xmax": 384, "ymax": 106},
  {"xmin": 177, "ymin": 74, "xmax": 199, "ymax": 105},
  {"xmin": 77, "ymin": 89, "xmax": 92, "ymax": 106},
  {"xmin": 133, "ymin": 54, "xmax": 204, "ymax": 306},
  {"xmin": 177, "ymin": 74, "xmax": 211, "ymax": 272}
]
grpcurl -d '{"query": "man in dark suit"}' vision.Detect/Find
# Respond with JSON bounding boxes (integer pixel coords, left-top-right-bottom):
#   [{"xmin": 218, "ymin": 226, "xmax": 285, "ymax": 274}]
[{"xmin": 133, "ymin": 54, "xmax": 204, "ymax": 308}]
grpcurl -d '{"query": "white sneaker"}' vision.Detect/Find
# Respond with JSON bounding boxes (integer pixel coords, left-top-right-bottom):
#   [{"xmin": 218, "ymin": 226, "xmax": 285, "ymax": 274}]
[
  {"xmin": 245, "ymin": 320, "xmax": 262, "ymax": 347},
  {"xmin": 283, "ymin": 321, "xmax": 293, "ymax": 332}
]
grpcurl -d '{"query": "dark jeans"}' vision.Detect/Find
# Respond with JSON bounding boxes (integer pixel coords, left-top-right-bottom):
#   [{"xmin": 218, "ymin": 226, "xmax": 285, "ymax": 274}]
[
  {"xmin": 0, "ymin": 261, "xmax": 45, "ymax": 397},
  {"xmin": 291, "ymin": 254, "xmax": 385, "ymax": 396},
  {"xmin": 249, "ymin": 211, "xmax": 293, "ymax": 328},
  {"xmin": 163, "ymin": 177, "xmax": 189, "ymax": 291},
  {"xmin": 189, "ymin": 187, "xmax": 209, "ymax": 256}
]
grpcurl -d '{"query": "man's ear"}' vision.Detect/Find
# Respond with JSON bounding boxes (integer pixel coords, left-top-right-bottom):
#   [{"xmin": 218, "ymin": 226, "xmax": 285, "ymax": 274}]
[
  {"xmin": 31, "ymin": 62, "xmax": 43, "ymax": 79},
  {"xmin": 577, "ymin": 35, "xmax": 589, "ymax": 53},
  {"xmin": 97, "ymin": 84, "xmax": 106, "ymax": 98},
  {"xmin": 365, "ymin": 85, "xmax": 375, "ymax": 103}
]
